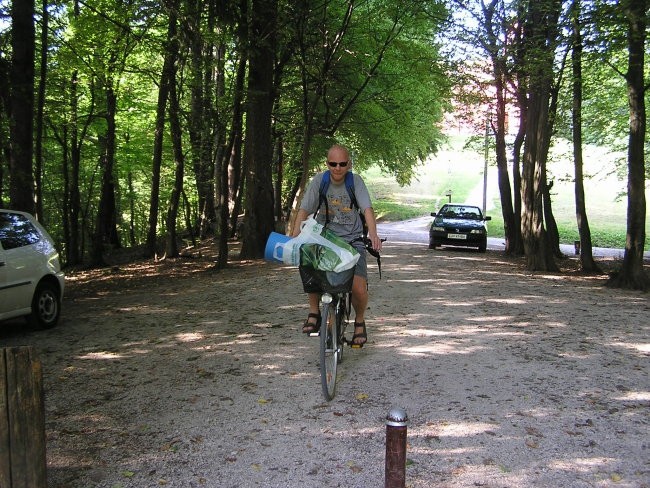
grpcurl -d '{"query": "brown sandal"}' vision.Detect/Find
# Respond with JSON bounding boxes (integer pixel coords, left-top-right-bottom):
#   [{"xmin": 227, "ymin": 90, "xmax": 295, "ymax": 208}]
[
  {"xmin": 351, "ymin": 321, "xmax": 367, "ymax": 348},
  {"xmin": 302, "ymin": 313, "xmax": 321, "ymax": 334}
]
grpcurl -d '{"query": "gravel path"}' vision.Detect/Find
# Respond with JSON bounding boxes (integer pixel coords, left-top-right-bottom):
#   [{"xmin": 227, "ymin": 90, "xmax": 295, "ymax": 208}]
[{"xmin": 1, "ymin": 239, "xmax": 648, "ymax": 487}]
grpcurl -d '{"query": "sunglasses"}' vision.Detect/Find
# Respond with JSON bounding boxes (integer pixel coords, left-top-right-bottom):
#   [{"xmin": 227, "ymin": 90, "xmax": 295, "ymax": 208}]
[{"xmin": 327, "ymin": 161, "xmax": 349, "ymax": 168}]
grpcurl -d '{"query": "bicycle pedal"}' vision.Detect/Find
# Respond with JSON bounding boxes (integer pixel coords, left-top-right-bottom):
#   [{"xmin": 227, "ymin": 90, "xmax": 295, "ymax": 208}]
[{"xmin": 308, "ymin": 332, "xmax": 320, "ymax": 338}]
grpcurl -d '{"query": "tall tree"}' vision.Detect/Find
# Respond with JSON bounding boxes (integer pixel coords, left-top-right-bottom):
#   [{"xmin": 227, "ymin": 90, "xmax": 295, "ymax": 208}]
[
  {"xmin": 146, "ymin": 2, "xmax": 178, "ymax": 257},
  {"xmin": 480, "ymin": 0, "xmax": 518, "ymax": 255},
  {"xmin": 570, "ymin": 0, "xmax": 600, "ymax": 273},
  {"xmin": 520, "ymin": 0, "xmax": 561, "ymax": 272},
  {"xmin": 240, "ymin": 0, "xmax": 277, "ymax": 258},
  {"xmin": 9, "ymin": 0, "xmax": 35, "ymax": 213},
  {"xmin": 163, "ymin": 0, "xmax": 183, "ymax": 258},
  {"xmin": 34, "ymin": 0, "xmax": 48, "ymax": 221},
  {"xmin": 607, "ymin": 0, "xmax": 649, "ymax": 290}
]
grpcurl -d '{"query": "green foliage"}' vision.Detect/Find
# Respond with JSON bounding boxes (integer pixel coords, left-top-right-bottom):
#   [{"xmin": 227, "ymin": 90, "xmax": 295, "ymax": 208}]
[{"xmin": 276, "ymin": 1, "xmax": 450, "ymax": 183}]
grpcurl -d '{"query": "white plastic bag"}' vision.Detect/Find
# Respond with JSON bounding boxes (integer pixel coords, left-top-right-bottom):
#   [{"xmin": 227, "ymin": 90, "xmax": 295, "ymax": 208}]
[{"xmin": 294, "ymin": 217, "xmax": 359, "ymax": 272}]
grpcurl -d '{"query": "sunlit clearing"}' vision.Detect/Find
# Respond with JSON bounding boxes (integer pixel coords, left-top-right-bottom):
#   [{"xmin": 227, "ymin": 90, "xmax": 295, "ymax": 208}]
[
  {"xmin": 78, "ymin": 351, "xmax": 124, "ymax": 360},
  {"xmin": 614, "ymin": 391, "xmax": 650, "ymax": 402},
  {"xmin": 439, "ymin": 255, "xmax": 485, "ymax": 262},
  {"xmin": 176, "ymin": 332, "xmax": 205, "ymax": 342},
  {"xmin": 466, "ymin": 315, "xmax": 514, "ymax": 323},
  {"xmin": 549, "ymin": 457, "xmax": 616, "ymax": 473},
  {"xmin": 433, "ymin": 421, "xmax": 500, "ymax": 437},
  {"xmin": 393, "ymin": 278, "xmax": 438, "ymax": 283},
  {"xmin": 439, "ymin": 301, "xmax": 479, "ymax": 307},
  {"xmin": 609, "ymin": 341, "xmax": 650, "ymax": 354},
  {"xmin": 403, "ymin": 328, "xmax": 450, "ymax": 337},
  {"xmin": 487, "ymin": 298, "xmax": 528, "ymax": 305},
  {"xmin": 401, "ymin": 343, "xmax": 485, "ymax": 356}
]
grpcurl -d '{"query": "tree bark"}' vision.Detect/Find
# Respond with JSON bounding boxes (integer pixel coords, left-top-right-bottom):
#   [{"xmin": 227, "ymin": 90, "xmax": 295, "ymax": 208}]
[
  {"xmin": 165, "ymin": 76, "xmax": 184, "ymax": 259},
  {"xmin": 146, "ymin": 3, "xmax": 178, "ymax": 257},
  {"xmin": 164, "ymin": 1, "xmax": 182, "ymax": 259},
  {"xmin": 187, "ymin": 0, "xmax": 217, "ymax": 240},
  {"xmin": 607, "ymin": 0, "xmax": 649, "ymax": 290},
  {"xmin": 34, "ymin": 0, "xmax": 48, "ymax": 221},
  {"xmin": 571, "ymin": 0, "xmax": 601, "ymax": 274},
  {"xmin": 9, "ymin": 0, "xmax": 35, "ymax": 213},
  {"xmin": 239, "ymin": 0, "xmax": 277, "ymax": 259},
  {"xmin": 481, "ymin": 0, "xmax": 516, "ymax": 254},
  {"xmin": 91, "ymin": 84, "xmax": 120, "ymax": 266},
  {"xmin": 520, "ymin": 0, "xmax": 560, "ymax": 272}
]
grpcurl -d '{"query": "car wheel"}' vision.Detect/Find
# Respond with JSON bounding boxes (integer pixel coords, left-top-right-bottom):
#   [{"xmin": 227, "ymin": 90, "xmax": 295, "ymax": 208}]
[
  {"xmin": 478, "ymin": 239, "xmax": 487, "ymax": 253},
  {"xmin": 29, "ymin": 281, "xmax": 61, "ymax": 329},
  {"xmin": 428, "ymin": 240, "xmax": 439, "ymax": 249}
]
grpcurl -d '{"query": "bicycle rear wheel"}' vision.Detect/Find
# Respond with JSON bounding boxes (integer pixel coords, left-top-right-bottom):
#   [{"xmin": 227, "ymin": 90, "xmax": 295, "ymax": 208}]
[{"xmin": 320, "ymin": 298, "xmax": 338, "ymax": 400}]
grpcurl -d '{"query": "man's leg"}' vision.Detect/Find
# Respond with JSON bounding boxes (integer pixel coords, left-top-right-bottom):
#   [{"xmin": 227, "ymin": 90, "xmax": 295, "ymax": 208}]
[
  {"xmin": 351, "ymin": 275, "xmax": 368, "ymax": 345},
  {"xmin": 302, "ymin": 292, "xmax": 321, "ymax": 333}
]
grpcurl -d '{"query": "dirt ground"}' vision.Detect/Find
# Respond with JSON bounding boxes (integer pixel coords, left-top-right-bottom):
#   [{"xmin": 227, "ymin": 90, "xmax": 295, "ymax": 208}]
[{"xmin": 1, "ymin": 237, "xmax": 649, "ymax": 488}]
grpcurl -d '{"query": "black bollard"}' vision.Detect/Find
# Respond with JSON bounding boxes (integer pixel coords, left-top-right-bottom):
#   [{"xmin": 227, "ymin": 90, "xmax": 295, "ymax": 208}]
[{"xmin": 385, "ymin": 407, "xmax": 408, "ymax": 488}]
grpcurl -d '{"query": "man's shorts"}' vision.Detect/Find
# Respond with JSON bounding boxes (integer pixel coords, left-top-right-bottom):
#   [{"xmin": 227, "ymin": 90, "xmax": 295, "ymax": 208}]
[{"xmin": 299, "ymin": 240, "xmax": 367, "ymax": 293}]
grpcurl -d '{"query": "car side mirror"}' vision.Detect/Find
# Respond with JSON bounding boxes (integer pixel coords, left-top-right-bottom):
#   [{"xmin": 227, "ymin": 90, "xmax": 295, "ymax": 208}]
[
  {"xmin": 430, "ymin": 212, "xmax": 437, "ymax": 217},
  {"xmin": 484, "ymin": 216, "xmax": 492, "ymax": 221}
]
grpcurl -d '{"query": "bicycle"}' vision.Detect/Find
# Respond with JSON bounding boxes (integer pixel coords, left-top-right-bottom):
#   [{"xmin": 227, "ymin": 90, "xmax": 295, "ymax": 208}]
[{"xmin": 300, "ymin": 237, "xmax": 384, "ymax": 401}]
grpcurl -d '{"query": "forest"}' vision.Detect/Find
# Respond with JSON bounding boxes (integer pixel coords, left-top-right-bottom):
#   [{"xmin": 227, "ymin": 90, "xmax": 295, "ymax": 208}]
[{"xmin": 0, "ymin": 0, "xmax": 648, "ymax": 289}]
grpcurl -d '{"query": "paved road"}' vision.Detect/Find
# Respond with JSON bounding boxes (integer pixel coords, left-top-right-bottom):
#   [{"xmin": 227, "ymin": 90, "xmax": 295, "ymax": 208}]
[{"xmin": 377, "ymin": 216, "xmax": 648, "ymax": 259}]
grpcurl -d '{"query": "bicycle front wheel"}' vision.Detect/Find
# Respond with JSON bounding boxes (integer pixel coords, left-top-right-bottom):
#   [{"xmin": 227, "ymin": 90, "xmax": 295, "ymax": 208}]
[{"xmin": 320, "ymin": 299, "xmax": 338, "ymax": 400}]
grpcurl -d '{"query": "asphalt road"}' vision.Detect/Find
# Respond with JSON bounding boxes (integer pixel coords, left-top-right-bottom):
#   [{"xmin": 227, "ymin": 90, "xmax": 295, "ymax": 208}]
[{"xmin": 377, "ymin": 216, "xmax": 648, "ymax": 259}]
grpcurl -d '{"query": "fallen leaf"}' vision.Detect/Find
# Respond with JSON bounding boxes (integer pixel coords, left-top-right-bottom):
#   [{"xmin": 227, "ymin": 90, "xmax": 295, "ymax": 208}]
[
  {"xmin": 355, "ymin": 393, "xmax": 369, "ymax": 401},
  {"xmin": 251, "ymin": 463, "xmax": 261, "ymax": 471},
  {"xmin": 121, "ymin": 471, "xmax": 135, "ymax": 478},
  {"xmin": 525, "ymin": 439, "xmax": 539, "ymax": 448},
  {"xmin": 610, "ymin": 473, "xmax": 622, "ymax": 482},
  {"xmin": 347, "ymin": 461, "xmax": 363, "ymax": 473}
]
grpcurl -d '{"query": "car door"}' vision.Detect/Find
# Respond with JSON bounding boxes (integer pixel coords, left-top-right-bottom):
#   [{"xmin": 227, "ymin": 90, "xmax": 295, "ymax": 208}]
[{"xmin": 0, "ymin": 212, "xmax": 40, "ymax": 317}]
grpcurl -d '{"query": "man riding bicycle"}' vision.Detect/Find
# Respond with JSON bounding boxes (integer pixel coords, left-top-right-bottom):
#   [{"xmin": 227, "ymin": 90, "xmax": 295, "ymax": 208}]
[{"xmin": 292, "ymin": 144, "xmax": 383, "ymax": 348}]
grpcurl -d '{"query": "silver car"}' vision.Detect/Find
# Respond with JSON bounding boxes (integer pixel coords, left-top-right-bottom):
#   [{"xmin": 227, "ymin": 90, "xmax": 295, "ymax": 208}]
[{"xmin": 0, "ymin": 209, "xmax": 65, "ymax": 328}]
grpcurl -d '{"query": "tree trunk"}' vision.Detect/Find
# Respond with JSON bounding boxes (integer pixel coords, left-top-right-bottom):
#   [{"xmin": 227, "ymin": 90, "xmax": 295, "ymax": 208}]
[
  {"xmin": 571, "ymin": 0, "xmax": 600, "ymax": 273},
  {"xmin": 239, "ymin": 0, "xmax": 277, "ymax": 259},
  {"xmin": 187, "ymin": 0, "xmax": 217, "ymax": 240},
  {"xmin": 165, "ymin": 77, "xmax": 184, "ymax": 259},
  {"xmin": 481, "ymin": 0, "xmax": 516, "ymax": 254},
  {"xmin": 146, "ymin": 4, "xmax": 177, "ymax": 257},
  {"xmin": 223, "ymin": 0, "xmax": 247, "ymax": 250},
  {"xmin": 8, "ymin": 0, "xmax": 35, "ymax": 213},
  {"xmin": 510, "ymin": 5, "xmax": 527, "ymax": 256},
  {"xmin": 542, "ymin": 179, "xmax": 563, "ymax": 258},
  {"xmin": 91, "ymin": 85, "xmax": 120, "ymax": 266},
  {"xmin": 607, "ymin": 0, "xmax": 649, "ymax": 290},
  {"xmin": 34, "ymin": 0, "xmax": 48, "ymax": 221},
  {"xmin": 520, "ymin": 0, "xmax": 560, "ymax": 272}
]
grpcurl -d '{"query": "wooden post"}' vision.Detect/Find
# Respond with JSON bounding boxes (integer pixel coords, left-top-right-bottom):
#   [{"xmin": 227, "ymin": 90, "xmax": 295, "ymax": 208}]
[
  {"xmin": 0, "ymin": 347, "xmax": 47, "ymax": 488},
  {"xmin": 385, "ymin": 407, "xmax": 408, "ymax": 488}
]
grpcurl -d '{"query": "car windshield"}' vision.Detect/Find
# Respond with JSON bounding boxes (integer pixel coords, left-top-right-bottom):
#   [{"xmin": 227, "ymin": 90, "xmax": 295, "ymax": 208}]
[{"xmin": 442, "ymin": 206, "xmax": 481, "ymax": 220}]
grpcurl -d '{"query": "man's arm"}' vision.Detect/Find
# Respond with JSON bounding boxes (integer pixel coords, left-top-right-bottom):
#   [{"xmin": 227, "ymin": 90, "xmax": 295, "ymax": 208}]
[
  {"xmin": 291, "ymin": 208, "xmax": 310, "ymax": 238},
  {"xmin": 363, "ymin": 207, "xmax": 382, "ymax": 251}
]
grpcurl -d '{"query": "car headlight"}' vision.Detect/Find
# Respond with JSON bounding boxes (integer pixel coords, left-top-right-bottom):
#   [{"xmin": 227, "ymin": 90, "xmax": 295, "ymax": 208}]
[
  {"xmin": 431, "ymin": 226, "xmax": 445, "ymax": 232},
  {"xmin": 470, "ymin": 229, "xmax": 485, "ymax": 234}
]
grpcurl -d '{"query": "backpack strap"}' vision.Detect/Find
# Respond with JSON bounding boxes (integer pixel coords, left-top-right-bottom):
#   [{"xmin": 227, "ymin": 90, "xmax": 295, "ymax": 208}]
[{"xmin": 316, "ymin": 170, "xmax": 358, "ymax": 225}]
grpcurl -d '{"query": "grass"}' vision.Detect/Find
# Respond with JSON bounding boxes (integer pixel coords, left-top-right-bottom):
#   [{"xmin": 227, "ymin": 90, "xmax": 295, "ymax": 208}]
[{"xmin": 361, "ymin": 136, "xmax": 649, "ymax": 250}]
